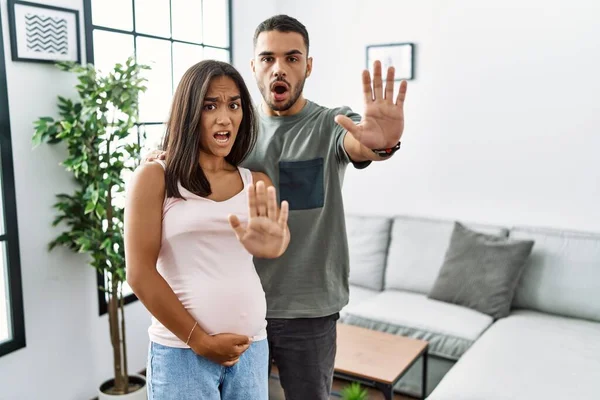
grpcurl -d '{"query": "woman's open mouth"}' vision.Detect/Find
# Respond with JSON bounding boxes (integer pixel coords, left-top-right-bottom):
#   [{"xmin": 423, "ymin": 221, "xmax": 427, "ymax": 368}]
[{"xmin": 213, "ymin": 131, "xmax": 231, "ymax": 145}]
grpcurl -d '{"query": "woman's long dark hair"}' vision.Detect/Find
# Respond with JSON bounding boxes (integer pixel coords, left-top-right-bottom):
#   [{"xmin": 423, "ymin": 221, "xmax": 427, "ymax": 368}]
[{"xmin": 162, "ymin": 60, "xmax": 258, "ymax": 199}]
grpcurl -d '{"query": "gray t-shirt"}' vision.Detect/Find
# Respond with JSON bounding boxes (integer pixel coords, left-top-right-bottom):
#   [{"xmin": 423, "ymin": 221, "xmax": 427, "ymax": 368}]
[{"xmin": 241, "ymin": 100, "xmax": 369, "ymax": 318}]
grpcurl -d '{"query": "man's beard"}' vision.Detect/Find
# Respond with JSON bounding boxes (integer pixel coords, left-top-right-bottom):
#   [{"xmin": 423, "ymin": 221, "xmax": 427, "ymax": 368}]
[{"xmin": 259, "ymin": 76, "xmax": 306, "ymax": 112}]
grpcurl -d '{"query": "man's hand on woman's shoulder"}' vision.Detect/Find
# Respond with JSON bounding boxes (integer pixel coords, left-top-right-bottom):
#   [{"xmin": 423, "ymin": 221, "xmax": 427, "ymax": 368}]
[{"xmin": 143, "ymin": 149, "xmax": 166, "ymax": 163}]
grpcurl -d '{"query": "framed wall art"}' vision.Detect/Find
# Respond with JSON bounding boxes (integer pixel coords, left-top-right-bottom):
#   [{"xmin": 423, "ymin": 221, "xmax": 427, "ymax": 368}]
[
  {"xmin": 366, "ymin": 42, "xmax": 414, "ymax": 80},
  {"xmin": 8, "ymin": 0, "xmax": 81, "ymax": 63}
]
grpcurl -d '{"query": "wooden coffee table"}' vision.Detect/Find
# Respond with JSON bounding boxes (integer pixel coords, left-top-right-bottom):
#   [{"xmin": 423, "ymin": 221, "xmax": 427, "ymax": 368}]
[{"xmin": 334, "ymin": 323, "xmax": 429, "ymax": 400}]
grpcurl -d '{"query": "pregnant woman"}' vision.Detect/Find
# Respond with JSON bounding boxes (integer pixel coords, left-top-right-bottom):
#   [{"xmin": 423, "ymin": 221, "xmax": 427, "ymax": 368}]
[{"xmin": 124, "ymin": 60, "xmax": 289, "ymax": 400}]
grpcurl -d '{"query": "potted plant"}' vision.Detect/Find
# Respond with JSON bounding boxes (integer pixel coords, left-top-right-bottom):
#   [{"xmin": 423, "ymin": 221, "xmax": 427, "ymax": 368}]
[
  {"xmin": 341, "ymin": 382, "xmax": 369, "ymax": 400},
  {"xmin": 33, "ymin": 57, "xmax": 150, "ymax": 398}
]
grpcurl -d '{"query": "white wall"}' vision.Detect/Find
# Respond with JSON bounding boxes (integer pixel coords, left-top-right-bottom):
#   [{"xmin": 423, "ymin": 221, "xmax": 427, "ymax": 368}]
[
  {"xmin": 274, "ymin": 0, "xmax": 600, "ymax": 232},
  {"xmin": 0, "ymin": 1, "xmax": 150, "ymax": 399},
  {"xmin": 231, "ymin": 0, "xmax": 277, "ymax": 102}
]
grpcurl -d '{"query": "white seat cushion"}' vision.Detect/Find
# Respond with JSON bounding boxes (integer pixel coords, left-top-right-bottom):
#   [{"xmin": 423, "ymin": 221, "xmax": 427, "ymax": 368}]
[
  {"xmin": 428, "ymin": 310, "xmax": 600, "ymax": 400},
  {"xmin": 340, "ymin": 285, "xmax": 381, "ymax": 320},
  {"xmin": 342, "ymin": 290, "xmax": 493, "ymax": 360}
]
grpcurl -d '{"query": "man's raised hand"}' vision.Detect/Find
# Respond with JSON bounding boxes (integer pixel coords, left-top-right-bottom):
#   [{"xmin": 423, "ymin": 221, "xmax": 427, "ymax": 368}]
[{"xmin": 334, "ymin": 60, "xmax": 408, "ymax": 150}]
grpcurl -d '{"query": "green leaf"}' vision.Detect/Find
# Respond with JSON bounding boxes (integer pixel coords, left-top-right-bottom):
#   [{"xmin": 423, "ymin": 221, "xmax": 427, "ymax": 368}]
[
  {"xmin": 100, "ymin": 238, "xmax": 112, "ymax": 250},
  {"xmin": 76, "ymin": 236, "xmax": 91, "ymax": 252},
  {"xmin": 56, "ymin": 129, "xmax": 69, "ymax": 139},
  {"xmin": 95, "ymin": 203, "xmax": 106, "ymax": 218},
  {"xmin": 91, "ymin": 189, "xmax": 99, "ymax": 204},
  {"xmin": 114, "ymin": 268, "xmax": 126, "ymax": 281},
  {"xmin": 51, "ymin": 215, "xmax": 67, "ymax": 227},
  {"xmin": 84, "ymin": 200, "xmax": 96, "ymax": 214},
  {"xmin": 32, "ymin": 130, "xmax": 43, "ymax": 147}
]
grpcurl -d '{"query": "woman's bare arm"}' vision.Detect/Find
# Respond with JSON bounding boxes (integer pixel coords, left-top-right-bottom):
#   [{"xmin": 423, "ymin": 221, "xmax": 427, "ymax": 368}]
[{"xmin": 124, "ymin": 162, "xmax": 251, "ymax": 365}]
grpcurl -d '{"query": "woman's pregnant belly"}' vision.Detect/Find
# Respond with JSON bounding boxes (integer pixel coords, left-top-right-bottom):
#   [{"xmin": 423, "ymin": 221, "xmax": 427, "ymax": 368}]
[
  {"xmin": 182, "ymin": 274, "xmax": 267, "ymax": 339},
  {"xmin": 148, "ymin": 268, "xmax": 267, "ymax": 347}
]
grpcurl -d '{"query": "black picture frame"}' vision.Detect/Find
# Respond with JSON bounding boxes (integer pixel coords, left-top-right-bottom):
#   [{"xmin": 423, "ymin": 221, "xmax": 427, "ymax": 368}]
[
  {"xmin": 366, "ymin": 42, "xmax": 415, "ymax": 80},
  {"xmin": 7, "ymin": 0, "xmax": 81, "ymax": 64}
]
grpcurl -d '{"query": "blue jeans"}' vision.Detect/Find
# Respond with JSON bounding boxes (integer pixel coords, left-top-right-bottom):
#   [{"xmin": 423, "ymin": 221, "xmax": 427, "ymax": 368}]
[{"xmin": 147, "ymin": 339, "xmax": 268, "ymax": 400}]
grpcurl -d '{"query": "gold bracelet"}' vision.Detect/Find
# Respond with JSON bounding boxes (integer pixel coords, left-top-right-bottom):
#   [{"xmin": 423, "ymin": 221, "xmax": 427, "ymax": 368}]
[{"xmin": 185, "ymin": 321, "xmax": 198, "ymax": 346}]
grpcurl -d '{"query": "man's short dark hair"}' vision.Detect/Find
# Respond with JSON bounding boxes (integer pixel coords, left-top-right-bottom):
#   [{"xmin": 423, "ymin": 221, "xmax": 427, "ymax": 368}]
[{"xmin": 253, "ymin": 15, "xmax": 309, "ymax": 54}]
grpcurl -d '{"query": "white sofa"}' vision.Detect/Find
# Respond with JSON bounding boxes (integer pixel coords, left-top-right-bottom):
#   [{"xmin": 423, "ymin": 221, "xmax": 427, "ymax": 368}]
[{"xmin": 340, "ymin": 214, "xmax": 600, "ymax": 399}]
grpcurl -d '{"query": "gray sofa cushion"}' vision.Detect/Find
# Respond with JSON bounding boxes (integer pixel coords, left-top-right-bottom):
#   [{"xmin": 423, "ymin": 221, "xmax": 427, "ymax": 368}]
[
  {"xmin": 428, "ymin": 310, "xmax": 600, "ymax": 400},
  {"xmin": 428, "ymin": 222, "xmax": 534, "ymax": 319},
  {"xmin": 346, "ymin": 215, "xmax": 392, "ymax": 291},
  {"xmin": 342, "ymin": 290, "xmax": 493, "ymax": 360},
  {"xmin": 511, "ymin": 227, "xmax": 600, "ymax": 323},
  {"xmin": 385, "ymin": 215, "xmax": 508, "ymax": 294}
]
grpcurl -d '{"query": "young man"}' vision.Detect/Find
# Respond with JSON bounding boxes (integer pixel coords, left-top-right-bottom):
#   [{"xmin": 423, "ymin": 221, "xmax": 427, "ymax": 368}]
[
  {"xmin": 243, "ymin": 15, "xmax": 407, "ymax": 400},
  {"xmin": 147, "ymin": 14, "xmax": 407, "ymax": 400}
]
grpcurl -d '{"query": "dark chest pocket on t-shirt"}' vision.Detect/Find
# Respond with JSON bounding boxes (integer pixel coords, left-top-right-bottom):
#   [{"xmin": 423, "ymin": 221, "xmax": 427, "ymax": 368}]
[{"xmin": 279, "ymin": 158, "xmax": 324, "ymax": 210}]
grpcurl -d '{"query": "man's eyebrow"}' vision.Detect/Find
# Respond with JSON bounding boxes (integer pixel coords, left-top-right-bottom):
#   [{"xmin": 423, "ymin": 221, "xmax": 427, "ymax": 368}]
[
  {"xmin": 257, "ymin": 50, "xmax": 304, "ymax": 57},
  {"xmin": 204, "ymin": 95, "xmax": 241, "ymax": 102}
]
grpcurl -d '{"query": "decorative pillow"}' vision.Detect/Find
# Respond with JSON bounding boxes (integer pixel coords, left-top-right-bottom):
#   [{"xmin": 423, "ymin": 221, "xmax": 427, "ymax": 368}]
[{"xmin": 428, "ymin": 222, "xmax": 534, "ymax": 320}]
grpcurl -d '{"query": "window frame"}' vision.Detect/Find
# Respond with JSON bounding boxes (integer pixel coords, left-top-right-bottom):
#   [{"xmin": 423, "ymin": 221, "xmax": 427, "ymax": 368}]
[
  {"xmin": 82, "ymin": 0, "xmax": 233, "ymax": 316},
  {"xmin": 0, "ymin": 5, "xmax": 26, "ymax": 358}
]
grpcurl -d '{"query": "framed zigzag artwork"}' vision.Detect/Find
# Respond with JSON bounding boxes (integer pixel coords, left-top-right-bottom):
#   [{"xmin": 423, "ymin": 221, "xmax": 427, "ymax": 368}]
[{"xmin": 8, "ymin": 0, "xmax": 81, "ymax": 64}]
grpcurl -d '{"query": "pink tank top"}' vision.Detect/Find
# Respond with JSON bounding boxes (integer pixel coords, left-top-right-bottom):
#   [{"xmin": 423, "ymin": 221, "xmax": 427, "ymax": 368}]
[{"xmin": 148, "ymin": 161, "xmax": 267, "ymax": 347}]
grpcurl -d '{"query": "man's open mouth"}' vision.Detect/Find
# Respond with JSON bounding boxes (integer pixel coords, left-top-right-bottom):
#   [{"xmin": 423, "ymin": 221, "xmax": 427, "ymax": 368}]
[{"xmin": 271, "ymin": 82, "xmax": 289, "ymax": 101}]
